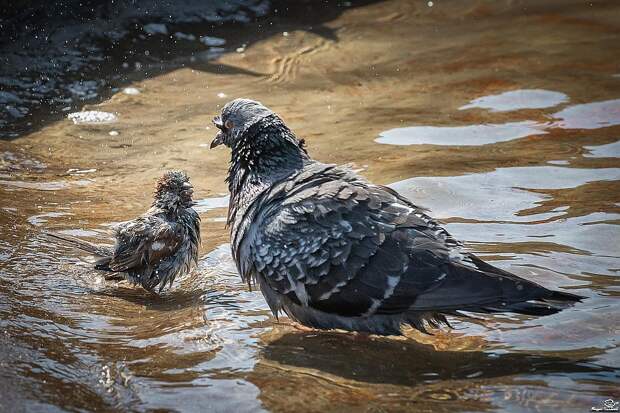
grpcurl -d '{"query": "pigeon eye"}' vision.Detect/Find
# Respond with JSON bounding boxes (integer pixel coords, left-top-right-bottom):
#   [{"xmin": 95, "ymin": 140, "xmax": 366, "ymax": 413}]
[{"xmin": 225, "ymin": 119, "xmax": 234, "ymax": 130}]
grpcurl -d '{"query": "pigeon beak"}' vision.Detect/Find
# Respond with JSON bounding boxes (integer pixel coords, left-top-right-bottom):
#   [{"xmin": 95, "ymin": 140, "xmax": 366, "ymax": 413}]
[
  {"xmin": 210, "ymin": 131, "xmax": 224, "ymax": 149},
  {"xmin": 211, "ymin": 116, "xmax": 225, "ymax": 148}
]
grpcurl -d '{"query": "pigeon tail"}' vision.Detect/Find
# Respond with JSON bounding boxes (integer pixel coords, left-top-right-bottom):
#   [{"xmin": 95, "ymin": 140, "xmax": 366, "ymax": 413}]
[
  {"xmin": 44, "ymin": 231, "xmax": 114, "ymax": 257},
  {"xmin": 476, "ymin": 289, "xmax": 583, "ymax": 317},
  {"xmin": 406, "ymin": 260, "xmax": 584, "ymax": 321}
]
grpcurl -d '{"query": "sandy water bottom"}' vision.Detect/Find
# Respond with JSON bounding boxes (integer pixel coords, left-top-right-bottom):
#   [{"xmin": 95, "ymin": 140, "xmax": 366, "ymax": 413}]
[{"xmin": 1, "ymin": 1, "xmax": 619, "ymax": 412}]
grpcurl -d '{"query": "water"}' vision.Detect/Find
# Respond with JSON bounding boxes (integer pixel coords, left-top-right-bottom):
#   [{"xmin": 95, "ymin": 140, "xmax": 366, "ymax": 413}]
[
  {"xmin": 375, "ymin": 120, "xmax": 547, "ymax": 146},
  {"xmin": 375, "ymin": 98, "xmax": 620, "ymax": 146},
  {"xmin": 458, "ymin": 89, "xmax": 570, "ymax": 112},
  {"xmin": 68, "ymin": 111, "xmax": 119, "ymax": 125},
  {"xmin": 1, "ymin": 0, "xmax": 619, "ymax": 412},
  {"xmin": 551, "ymin": 99, "xmax": 620, "ymax": 130},
  {"xmin": 0, "ymin": 0, "xmax": 271, "ymax": 138},
  {"xmin": 585, "ymin": 140, "xmax": 620, "ymax": 158}
]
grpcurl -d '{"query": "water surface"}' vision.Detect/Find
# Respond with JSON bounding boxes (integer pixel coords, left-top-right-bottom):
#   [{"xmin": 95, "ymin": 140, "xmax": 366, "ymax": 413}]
[{"xmin": 459, "ymin": 89, "xmax": 569, "ymax": 112}]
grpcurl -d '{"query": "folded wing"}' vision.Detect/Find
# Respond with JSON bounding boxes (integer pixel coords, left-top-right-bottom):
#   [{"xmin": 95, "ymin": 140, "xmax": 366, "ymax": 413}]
[
  {"xmin": 240, "ymin": 163, "xmax": 580, "ymax": 333},
  {"xmin": 110, "ymin": 213, "xmax": 183, "ymax": 290}
]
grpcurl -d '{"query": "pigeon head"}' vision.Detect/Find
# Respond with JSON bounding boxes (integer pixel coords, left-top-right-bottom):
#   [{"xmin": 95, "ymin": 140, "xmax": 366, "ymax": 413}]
[
  {"xmin": 153, "ymin": 170, "xmax": 194, "ymax": 209},
  {"xmin": 210, "ymin": 98, "xmax": 275, "ymax": 149},
  {"xmin": 210, "ymin": 99, "xmax": 310, "ymax": 225},
  {"xmin": 210, "ymin": 98, "xmax": 308, "ymax": 174}
]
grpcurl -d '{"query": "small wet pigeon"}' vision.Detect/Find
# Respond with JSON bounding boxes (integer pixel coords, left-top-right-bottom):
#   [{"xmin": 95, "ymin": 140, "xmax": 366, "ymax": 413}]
[
  {"xmin": 47, "ymin": 171, "xmax": 201, "ymax": 293},
  {"xmin": 211, "ymin": 98, "xmax": 582, "ymax": 335}
]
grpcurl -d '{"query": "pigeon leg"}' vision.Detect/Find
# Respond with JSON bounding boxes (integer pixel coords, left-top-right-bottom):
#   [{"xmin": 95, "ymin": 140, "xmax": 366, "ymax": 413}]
[
  {"xmin": 293, "ymin": 324, "xmax": 315, "ymax": 333},
  {"xmin": 287, "ymin": 320, "xmax": 317, "ymax": 333},
  {"xmin": 343, "ymin": 331, "xmax": 373, "ymax": 342}
]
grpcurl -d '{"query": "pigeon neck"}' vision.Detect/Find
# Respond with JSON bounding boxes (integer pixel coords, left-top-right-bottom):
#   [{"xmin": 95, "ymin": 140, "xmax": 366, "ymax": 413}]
[
  {"xmin": 226, "ymin": 120, "xmax": 309, "ymax": 226},
  {"xmin": 152, "ymin": 195, "xmax": 190, "ymax": 213}
]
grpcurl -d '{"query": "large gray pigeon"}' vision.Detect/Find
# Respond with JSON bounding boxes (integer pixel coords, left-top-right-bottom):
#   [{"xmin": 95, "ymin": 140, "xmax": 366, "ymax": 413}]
[
  {"xmin": 210, "ymin": 98, "xmax": 582, "ymax": 335},
  {"xmin": 47, "ymin": 171, "xmax": 201, "ymax": 293}
]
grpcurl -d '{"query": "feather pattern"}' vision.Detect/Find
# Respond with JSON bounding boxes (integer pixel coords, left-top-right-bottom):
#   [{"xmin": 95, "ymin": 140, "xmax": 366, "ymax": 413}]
[
  {"xmin": 47, "ymin": 171, "xmax": 200, "ymax": 293},
  {"xmin": 214, "ymin": 99, "xmax": 582, "ymax": 335}
]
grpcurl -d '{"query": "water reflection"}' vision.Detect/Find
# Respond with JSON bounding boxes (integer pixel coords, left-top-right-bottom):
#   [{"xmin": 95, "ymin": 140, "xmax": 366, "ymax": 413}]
[
  {"xmin": 390, "ymin": 166, "xmax": 620, "ymax": 222},
  {"xmin": 584, "ymin": 140, "xmax": 620, "ymax": 158},
  {"xmin": 194, "ymin": 195, "xmax": 230, "ymax": 213},
  {"xmin": 27, "ymin": 211, "xmax": 73, "ymax": 226},
  {"xmin": 376, "ymin": 98, "xmax": 620, "ymax": 146},
  {"xmin": 551, "ymin": 99, "xmax": 620, "ymax": 130},
  {"xmin": 0, "ymin": 179, "xmax": 92, "ymax": 191},
  {"xmin": 459, "ymin": 89, "xmax": 569, "ymax": 112},
  {"xmin": 375, "ymin": 121, "xmax": 547, "ymax": 146},
  {"xmin": 259, "ymin": 332, "xmax": 612, "ymax": 386},
  {"xmin": 250, "ymin": 332, "xmax": 616, "ymax": 413}
]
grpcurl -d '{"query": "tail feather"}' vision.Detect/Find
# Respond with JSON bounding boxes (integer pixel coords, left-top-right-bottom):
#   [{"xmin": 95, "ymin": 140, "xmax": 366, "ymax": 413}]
[
  {"xmin": 465, "ymin": 258, "xmax": 584, "ymax": 317},
  {"xmin": 44, "ymin": 231, "xmax": 114, "ymax": 257},
  {"xmin": 545, "ymin": 289, "xmax": 583, "ymax": 303},
  {"xmin": 468, "ymin": 255, "xmax": 584, "ymax": 302},
  {"xmin": 493, "ymin": 290, "xmax": 583, "ymax": 316},
  {"xmin": 94, "ymin": 256, "xmax": 113, "ymax": 272},
  {"xmin": 481, "ymin": 301, "xmax": 565, "ymax": 316},
  {"xmin": 409, "ymin": 258, "xmax": 583, "ymax": 319}
]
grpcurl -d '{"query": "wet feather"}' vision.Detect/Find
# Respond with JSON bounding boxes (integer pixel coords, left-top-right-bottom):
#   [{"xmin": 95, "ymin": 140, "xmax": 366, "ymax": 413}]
[{"xmin": 213, "ymin": 99, "xmax": 582, "ymax": 335}]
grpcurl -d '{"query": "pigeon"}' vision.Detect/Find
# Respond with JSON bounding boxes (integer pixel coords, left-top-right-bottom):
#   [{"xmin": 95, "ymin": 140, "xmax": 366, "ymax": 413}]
[
  {"xmin": 210, "ymin": 98, "xmax": 582, "ymax": 335},
  {"xmin": 47, "ymin": 170, "xmax": 201, "ymax": 293}
]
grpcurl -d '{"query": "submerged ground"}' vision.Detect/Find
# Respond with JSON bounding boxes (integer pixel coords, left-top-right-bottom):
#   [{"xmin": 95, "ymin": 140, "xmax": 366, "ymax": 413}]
[{"xmin": 0, "ymin": 0, "xmax": 619, "ymax": 411}]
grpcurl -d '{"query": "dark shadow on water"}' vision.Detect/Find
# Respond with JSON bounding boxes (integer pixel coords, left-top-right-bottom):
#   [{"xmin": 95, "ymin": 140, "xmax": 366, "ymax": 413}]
[
  {"xmin": 260, "ymin": 332, "xmax": 617, "ymax": 387},
  {"xmin": 186, "ymin": 61, "xmax": 268, "ymax": 77},
  {"xmin": 0, "ymin": 0, "xmax": 383, "ymax": 139}
]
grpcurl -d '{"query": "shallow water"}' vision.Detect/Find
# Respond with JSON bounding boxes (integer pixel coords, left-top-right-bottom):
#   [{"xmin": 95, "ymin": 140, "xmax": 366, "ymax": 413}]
[
  {"xmin": 376, "ymin": 98, "xmax": 620, "ymax": 146},
  {"xmin": 1, "ymin": 0, "xmax": 619, "ymax": 412},
  {"xmin": 0, "ymin": 0, "xmax": 272, "ymax": 138}
]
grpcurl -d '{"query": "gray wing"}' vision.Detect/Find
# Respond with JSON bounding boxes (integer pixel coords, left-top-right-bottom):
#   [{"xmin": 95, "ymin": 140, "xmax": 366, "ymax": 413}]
[
  {"xmin": 242, "ymin": 164, "xmax": 573, "ymax": 321},
  {"xmin": 109, "ymin": 213, "xmax": 182, "ymax": 289}
]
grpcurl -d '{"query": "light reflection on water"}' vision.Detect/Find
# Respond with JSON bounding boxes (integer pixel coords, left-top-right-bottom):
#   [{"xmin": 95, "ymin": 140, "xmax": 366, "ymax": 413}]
[
  {"xmin": 584, "ymin": 140, "xmax": 620, "ymax": 158},
  {"xmin": 390, "ymin": 166, "xmax": 620, "ymax": 223},
  {"xmin": 0, "ymin": 227, "xmax": 272, "ymax": 411},
  {"xmin": 0, "ymin": 179, "xmax": 92, "ymax": 191},
  {"xmin": 376, "ymin": 98, "xmax": 620, "ymax": 146},
  {"xmin": 194, "ymin": 195, "xmax": 230, "ymax": 213},
  {"xmin": 551, "ymin": 99, "xmax": 620, "ymax": 130},
  {"xmin": 375, "ymin": 121, "xmax": 547, "ymax": 146},
  {"xmin": 459, "ymin": 89, "xmax": 569, "ymax": 112}
]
